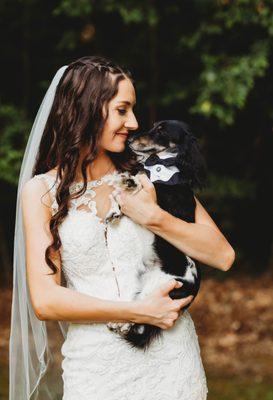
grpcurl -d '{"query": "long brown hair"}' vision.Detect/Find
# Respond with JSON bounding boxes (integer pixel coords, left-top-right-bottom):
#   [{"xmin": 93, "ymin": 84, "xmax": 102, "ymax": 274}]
[{"xmin": 32, "ymin": 55, "xmax": 142, "ymax": 274}]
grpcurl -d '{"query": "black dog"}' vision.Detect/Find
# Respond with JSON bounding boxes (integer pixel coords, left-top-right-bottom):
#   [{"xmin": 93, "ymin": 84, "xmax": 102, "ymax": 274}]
[{"xmin": 111, "ymin": 120, "xmax": 207, "ymax": 350}]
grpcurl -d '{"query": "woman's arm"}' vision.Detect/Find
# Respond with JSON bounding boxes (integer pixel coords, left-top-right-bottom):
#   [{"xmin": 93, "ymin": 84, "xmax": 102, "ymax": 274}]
[
  {"xmin": 116, "ymin": 175, "xmax": 235, "ymax": 271},
  {"xmin": 145, "ymin": 196, "xmax": 235, "ymax": 271},
  {"xmin": 21, "ymin": 178, "xmax": 139, "ymax": 323}
]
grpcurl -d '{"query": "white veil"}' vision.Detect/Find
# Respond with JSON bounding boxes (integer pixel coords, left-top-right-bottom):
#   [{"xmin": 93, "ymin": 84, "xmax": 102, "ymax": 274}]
[{"xmin": 9, "ymin": 65, "xmax": 68, "ymax": 400}]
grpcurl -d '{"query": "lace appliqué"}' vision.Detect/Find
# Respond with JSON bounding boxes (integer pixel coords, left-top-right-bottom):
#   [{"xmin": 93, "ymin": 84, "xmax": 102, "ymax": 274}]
[
  {"xmin": 33, "ymin": 170, "xmax": 130, "ymax": 220},
  {"xmin": 68, "ymin": 171, "xmax": 126, "ymax": 223}
]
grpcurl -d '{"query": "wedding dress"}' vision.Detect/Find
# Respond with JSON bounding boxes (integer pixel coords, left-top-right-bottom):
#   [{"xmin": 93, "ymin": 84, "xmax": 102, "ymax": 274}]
[{"xmin": 34, "ymin": 170, "xmax": 208, "ymax": 400}]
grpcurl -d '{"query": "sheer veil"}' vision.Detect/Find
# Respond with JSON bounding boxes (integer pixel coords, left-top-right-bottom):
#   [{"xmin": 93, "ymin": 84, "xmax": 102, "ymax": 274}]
[{"xmin": 9, "ymin": 65, "xmax": 68, "ymax": 400}]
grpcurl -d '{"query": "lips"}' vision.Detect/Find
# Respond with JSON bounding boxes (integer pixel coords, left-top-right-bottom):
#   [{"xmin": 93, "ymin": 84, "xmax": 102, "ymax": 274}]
[{"xmin": 116, "ymin": 132, "xmax": 128, "ymax": 137}]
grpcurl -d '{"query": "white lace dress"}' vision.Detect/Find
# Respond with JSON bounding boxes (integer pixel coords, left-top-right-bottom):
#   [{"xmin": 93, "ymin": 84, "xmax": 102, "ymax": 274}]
[{"xmin": 35, "ymin": 171, "xmax": 208, "ymax": 400}]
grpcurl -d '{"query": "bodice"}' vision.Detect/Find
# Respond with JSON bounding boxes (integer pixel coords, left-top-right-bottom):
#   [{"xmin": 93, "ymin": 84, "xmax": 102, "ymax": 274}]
[
  {"xmin": 34, "ymin": 171, "xmax": 156, "ymax": 302},
  {"xmin": 33, "ymin": 174, "xmax": 208, "ymax": 400}
]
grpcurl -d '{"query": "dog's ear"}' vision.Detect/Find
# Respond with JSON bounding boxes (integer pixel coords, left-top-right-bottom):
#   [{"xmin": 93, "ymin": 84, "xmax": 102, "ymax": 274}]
[{"xmin": 176, "ymin": 132, "xmax": 207, "ymax": 190}]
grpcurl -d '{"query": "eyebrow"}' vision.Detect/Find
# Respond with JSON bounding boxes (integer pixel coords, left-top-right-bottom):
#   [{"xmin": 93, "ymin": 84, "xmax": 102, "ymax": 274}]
[{"xmin": 117, "ymin": 100, "xmax": 136, "ymax": 106}]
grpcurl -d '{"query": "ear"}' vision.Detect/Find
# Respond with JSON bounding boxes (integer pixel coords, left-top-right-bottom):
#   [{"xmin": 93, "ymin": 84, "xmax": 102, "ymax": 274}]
[{"xmin": 176, "ymin": 133, "xmax": 207, "ymax": 190}]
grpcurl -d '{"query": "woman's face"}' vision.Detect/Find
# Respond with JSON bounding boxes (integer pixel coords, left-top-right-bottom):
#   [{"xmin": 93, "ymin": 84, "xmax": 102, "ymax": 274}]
[{"xmin": 98, "ymin": 77, "xmax": 138, "ymax": 153}]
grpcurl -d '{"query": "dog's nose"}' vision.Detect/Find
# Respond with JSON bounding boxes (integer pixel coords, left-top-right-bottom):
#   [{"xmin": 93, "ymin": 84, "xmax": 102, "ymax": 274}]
[{"xmin": 128, "ymin": 134, "xmax": 137, "ymax": 144}]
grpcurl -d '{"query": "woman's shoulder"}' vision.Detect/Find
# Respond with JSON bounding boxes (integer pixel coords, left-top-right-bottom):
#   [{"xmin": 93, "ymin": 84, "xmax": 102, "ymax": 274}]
[
  {"xmin": 26, "ymin": 169, "xmax": 58, "ymax": 192},
  {"xmin": 21, "ymin": 169, "xmax": 58, "ymax": 213},
  {"xmin": 33, "ymin": 168, "xmax": 58, "ymax": 182},
  {"xmin": 22, "ymin": 169, "xmax": 58, "ymax": 198}
]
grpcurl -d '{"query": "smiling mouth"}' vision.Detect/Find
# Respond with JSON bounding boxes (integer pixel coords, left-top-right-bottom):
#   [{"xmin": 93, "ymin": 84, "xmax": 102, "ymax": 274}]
[{"xmin": 116, "ymin": 133, "xmax": 129, "ymax": 139}]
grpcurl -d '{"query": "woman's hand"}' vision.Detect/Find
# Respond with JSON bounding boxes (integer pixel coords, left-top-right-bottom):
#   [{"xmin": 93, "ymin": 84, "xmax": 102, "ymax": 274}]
[
  {"xmin": 115, "ymin": 173, "xmax": 161, "ymax": 226},
  {"xmin": 133, "ymin": 279, "xmax": 193, "ymax": 329}
]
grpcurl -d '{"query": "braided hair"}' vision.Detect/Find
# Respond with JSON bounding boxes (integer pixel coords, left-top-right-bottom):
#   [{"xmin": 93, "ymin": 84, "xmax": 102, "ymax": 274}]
[{"xmin": 33, "ymin": 55, "xmax": 141, "ymax": 274}]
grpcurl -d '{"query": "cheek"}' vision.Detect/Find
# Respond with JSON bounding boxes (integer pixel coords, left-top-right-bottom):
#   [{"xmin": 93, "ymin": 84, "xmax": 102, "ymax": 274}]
[
  {"xmin": 98, "ymin": 120, "xmax": 125, "ymax": 151},
  {"xmin": 100, "ymin": 120, "xmax": 112, "ymax": 139},
  {"xmin": 103, "ymin": 116, "xmax": 123, "ymax": 138}
]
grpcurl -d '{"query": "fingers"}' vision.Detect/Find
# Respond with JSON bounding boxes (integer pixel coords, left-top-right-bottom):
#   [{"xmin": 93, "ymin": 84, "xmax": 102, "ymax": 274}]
[
  {"xmin": 138, "ymin": 174, "xmax": 154, "ymax": 189},
  {"xmin": 159, "ymin": 279, "xmax": 182, "ymax": 296},
  {"xmin": 175, "ymin": 295, "xmax": 194, "ymax": 311},
  {"xmin": 114, "ymin": 189, "xmax": 125, "ymax": 205},
  {"xmin": 132, "ymin": 186, "xmax": 143, "ymax": 196}
]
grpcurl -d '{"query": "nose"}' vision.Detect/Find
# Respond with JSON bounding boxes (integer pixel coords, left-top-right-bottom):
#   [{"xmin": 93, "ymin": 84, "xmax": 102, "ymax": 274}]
[{"xmin": 124, "ymin": 111, "xmax": 139, "ymax": 131}]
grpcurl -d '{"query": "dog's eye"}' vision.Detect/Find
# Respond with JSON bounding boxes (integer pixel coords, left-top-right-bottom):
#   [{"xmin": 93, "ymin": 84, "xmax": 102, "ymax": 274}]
[
  {"xmin": 156, "ymin": 127, "xmax": 165, "ymax": 137},
  {"xmin": 152, "ymin": 122, "xmax": 163, "ymax": 131}
]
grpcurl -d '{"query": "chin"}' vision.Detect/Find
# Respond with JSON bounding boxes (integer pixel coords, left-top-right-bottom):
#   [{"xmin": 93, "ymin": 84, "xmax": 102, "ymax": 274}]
[{"xmin": 109, "ymin": 143, "xmax": 126, "ymax": 153}]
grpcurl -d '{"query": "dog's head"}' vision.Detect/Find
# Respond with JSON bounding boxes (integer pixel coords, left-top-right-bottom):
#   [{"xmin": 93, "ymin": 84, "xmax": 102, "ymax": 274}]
[
  {"xmin": 128, "ymin": 120, "xmax": 207, "ymax": 189},
  {"xmin": 128, "ymin": 120, "xmax": 183, "ymax": 155}
]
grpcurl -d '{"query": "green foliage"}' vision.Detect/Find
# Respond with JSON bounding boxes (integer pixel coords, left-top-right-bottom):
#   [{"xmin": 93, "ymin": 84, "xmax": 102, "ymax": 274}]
[
  {"xmin": 178, "ymin": 0, "xmax": 273, "ymax": 125},
  {"xmin": 53, "ymin": 0, "xmax": 93, "ymax": 18},
  {"xmin": 161, "ymin": 82, "xmax": 189, "ymax": 106},
  {"xmin": 196, "ymin": 173, "xmax": 256, "ymax": 234},
  {"xmin": 190, "ymin": 41, "xmax": 269, "ymax": 125},
  {"xmin": 53, "ymin": 0, "xmax": 158, "ymax": 26},
  {"xmin": 199, "ymin": 173, "xmax": 256, "ymax": 201},
  {"xmin": 0, "ymin": 104, "xmax": 30, "ymax": 185},
  {"xmin": 52, "ymin": 0, "xmax": 273, "ymax": 125},
  {"xmin": 103, "ymin": 1, "xmax": 146, "ymax": 24}
]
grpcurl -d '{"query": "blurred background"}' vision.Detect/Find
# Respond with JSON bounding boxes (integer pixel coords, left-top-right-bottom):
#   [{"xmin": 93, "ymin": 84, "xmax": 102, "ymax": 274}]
[{"xmin": 0, "ymin": 0, "xmax": 272, "ymax": 399}]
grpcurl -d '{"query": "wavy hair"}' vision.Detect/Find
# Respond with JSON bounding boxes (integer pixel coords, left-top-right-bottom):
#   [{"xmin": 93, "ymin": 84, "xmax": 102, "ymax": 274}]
[{"xmin": 32, "ymin": 55, "xmax": 142, "ymax": 274}]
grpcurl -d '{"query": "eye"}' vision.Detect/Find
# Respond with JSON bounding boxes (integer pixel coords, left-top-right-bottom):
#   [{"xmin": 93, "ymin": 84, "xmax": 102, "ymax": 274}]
[{"xmin": 118, "ymin": 109, "xmax": 127, "ymax": 115}]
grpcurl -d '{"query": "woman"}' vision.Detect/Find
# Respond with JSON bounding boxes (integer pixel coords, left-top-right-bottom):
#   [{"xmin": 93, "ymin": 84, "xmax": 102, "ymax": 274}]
[{"xmin": 10, "ymin": 56, "xmax": 235, "ymax": 400}]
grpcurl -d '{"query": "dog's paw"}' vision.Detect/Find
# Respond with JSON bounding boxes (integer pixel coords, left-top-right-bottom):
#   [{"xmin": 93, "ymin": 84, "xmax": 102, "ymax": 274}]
[
  {"xmin": 119, "ymin": 173, "xmax": 142, "ymax": 193},
  {"xmin": 119, "ymin": 323, "xmax": 133, "ymax": 334},
  {"xmin": 106, "ymin": 322, "xmax": 133, "ymax": 335},
  {"xmin": 106, "ymin": 322, "xmax": 120, "ymax": 333}
]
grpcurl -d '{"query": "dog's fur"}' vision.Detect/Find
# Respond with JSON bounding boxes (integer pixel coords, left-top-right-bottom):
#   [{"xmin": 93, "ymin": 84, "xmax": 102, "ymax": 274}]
[{"xmin": 107, "ymin": 120, "xmax": 207, "ymax": 350}]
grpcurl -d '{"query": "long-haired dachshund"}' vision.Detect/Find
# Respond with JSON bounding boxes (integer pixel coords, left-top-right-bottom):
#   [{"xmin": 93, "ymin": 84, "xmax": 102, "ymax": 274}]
[{"xmin": 106, "ymin": 120, "xmax": 207, "ymax": 351}]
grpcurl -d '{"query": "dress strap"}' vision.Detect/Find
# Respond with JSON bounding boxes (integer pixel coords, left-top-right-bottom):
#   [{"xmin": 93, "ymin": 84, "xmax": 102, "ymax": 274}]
[{"xmin": 33, "ymin": 173, "xmax": 58, "ymax": 215}]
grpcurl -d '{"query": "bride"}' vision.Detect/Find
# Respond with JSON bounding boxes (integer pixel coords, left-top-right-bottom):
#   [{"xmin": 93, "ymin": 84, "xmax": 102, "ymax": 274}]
[{"xmin": 9, "ymin": 55, "xmax": 235, "ymax": 399}]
